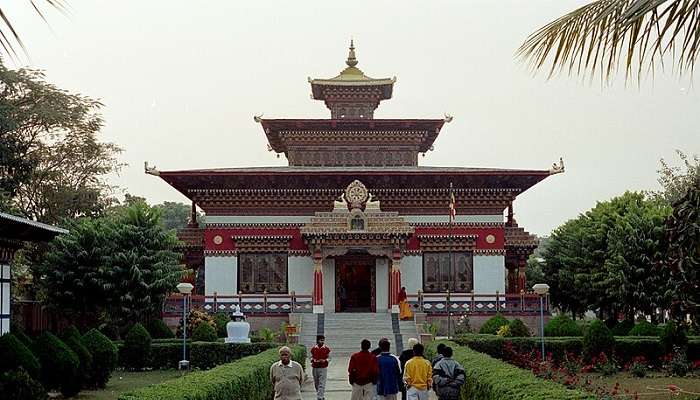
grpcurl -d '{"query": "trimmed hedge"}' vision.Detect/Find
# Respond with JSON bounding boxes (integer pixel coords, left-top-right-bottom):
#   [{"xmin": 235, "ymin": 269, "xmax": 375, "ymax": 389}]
[
  {"xmin": 81, "ymin": 329, "xmax": 118, "ymax": 388},
  {"xmin": 33, "ymin": 331, "xmax": 81, "ymax": 397},
  {"xmin": 116, "ymin": 341, "xmax": 279, "ymax": 370},
  {"xmin": 11, "ymin": 327, "xmax": 34, "ymax": 348},
  {"xmin": 122, "ymin": 323, "xmax": 152, "ymax": 370},
  {"xmin": 628, "ymin": 321, "xmax": 660, "ymax": 336},
  {"xmin": 544, "ymin": 315, "xmax": 582, "ymax": 337},
  {"xmin": 426, "ymin": 341, "xmax": 594, "ymax": 399},
  {"xmin": 118, "ymin": 345, "xmax": 306, "ymax": 400},
  {"xmin": 455, "ymin": 334, "xmax": 700, "ymax": 367},
  {"xmin": 0, "ymin": 333, "xmax": 41, "ymax": 378}
]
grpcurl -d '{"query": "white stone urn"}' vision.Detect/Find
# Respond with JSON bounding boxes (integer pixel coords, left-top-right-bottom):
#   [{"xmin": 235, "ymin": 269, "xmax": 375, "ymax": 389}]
[{"xmin": 225, "ymin": 305, "xmax": 251, "ymax": 343}]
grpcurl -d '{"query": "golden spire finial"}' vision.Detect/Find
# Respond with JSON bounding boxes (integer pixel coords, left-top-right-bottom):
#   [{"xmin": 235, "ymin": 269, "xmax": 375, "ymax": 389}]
[{"xmin": 346, "ymin": 39, "xmax": 358, "ymax": 67}]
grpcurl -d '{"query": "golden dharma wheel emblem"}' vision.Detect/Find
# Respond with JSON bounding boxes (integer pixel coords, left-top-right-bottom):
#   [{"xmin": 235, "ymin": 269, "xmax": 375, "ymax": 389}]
[
  {"xmin": 213, "ymin": 235, "xmax": 223, "ymax": 245},
  {"xmin": 345, "ymin": 180, "xmax": 368, "ymax": 208},
  {"xmin": 485, "ymin": 234, "xmax": 496, "ymax": 244}
]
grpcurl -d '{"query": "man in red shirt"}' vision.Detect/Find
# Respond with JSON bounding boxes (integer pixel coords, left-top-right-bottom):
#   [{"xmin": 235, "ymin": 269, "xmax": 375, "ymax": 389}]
[
  {"xmin": 348, "ymin": 339, "xmax": 379, "ymax": 400},
  {"xmin": 310, "ymin": 335, "xmax": 331, "ymax": 400}
]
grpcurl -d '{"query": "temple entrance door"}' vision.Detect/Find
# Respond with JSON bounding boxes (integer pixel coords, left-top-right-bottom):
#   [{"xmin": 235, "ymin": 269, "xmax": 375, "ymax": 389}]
[{"xmin": 335, "ymin": 256, "xmax": 375, "ymax": 312}]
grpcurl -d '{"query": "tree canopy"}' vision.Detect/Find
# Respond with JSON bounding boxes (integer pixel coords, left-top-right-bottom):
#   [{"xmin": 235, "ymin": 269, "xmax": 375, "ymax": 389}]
[
  {"xmin": 542, "ymin": 192, "xmax": 671, "ymax": 320},
  {"xmin": 0, "ymin": 60, "xmax": 122, "ymax": 224},
  {"xmin": 37, "ymin": 202, "xmax": 182, "ymax": 329}
]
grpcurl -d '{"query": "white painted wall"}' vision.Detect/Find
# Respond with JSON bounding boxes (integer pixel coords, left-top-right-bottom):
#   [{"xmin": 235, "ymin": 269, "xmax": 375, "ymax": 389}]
[
  {"xmin": 288, "ymin": 256, "xmax": 313, "ymax": 295},
  {"xmin": 375, "ymin": 258, "xmax": 389, "ymax": 312},
  {"xmin": 473, "ymin": 255, "xmax": 505, "ymax": 294},
  {"xmin": 402, "ymin": 255, "xmax": 423, "ymax": 294},
  {"xmin": 204, "ymin": 256, "xmax": 237, "ymax": 296},
  {"xmin": 322, "ymin": 259, "xmax": 336, "ymax": 312},
  {"xmin": 1, "ymin": 264, "xmax": 9, "ymax": 335}
]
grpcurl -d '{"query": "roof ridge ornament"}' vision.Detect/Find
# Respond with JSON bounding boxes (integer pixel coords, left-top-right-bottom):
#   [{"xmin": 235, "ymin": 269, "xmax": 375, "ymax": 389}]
[
  {"xmin": 549, "ymin": 157, "xmax": 565, "ymax": 174},
  {"xmin": 444, "ymin": 113, "xmax": 454, "ymax": 123},
  {"xmin": 144, "ymin": 161, "xmax": 160, "ymax": 176},
  {"xmin": 253, "ymin": 113, "xmax": 264, "ymax": 123},
  {"xmin": 346, "ymin": 39, "xmax": 358, "ymax": 67}
]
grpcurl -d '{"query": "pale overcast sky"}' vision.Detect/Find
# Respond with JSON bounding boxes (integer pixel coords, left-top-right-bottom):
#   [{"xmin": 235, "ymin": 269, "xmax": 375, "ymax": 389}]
[{"xmin": 4, "ymin": 0, "xmax": 699, "ymax": 236}]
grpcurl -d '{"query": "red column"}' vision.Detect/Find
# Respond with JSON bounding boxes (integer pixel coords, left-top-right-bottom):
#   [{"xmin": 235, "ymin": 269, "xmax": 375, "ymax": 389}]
[
  {"xmin": 389, "ymin": 251, "xmax": 402, "ymax": 313},
  {"xmin": 312, "ymin": 252, "xmax": 324, "ymax": 313}
]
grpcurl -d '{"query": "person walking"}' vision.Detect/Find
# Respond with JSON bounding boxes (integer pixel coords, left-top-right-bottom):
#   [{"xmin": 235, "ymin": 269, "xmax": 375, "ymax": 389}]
[
  {"xmin": 270, "ymin": 346, "xmax": 304, "ymax": 400},
  {"xmin": 398, "ymin": 287, "xmax": 413, "ymax": 320},
  {"xmin": 432, "ymin": 347, "xmax": 465, "ymax": 400},
  {"xmin": 375, "ymin": 338, "xmax": 403, "ymax": 400},
  {"xmin": 403, "ymin": 343, "xmax": 432, "ymax": 400},
  {"xmin": 310, "ymin": 335, "xmax": 331, "ymax": 400},
  {"xmin": 431, "ymin": 343, "xmax": 446, "ymax": 367},
  {"xmin": 398, "ymin": 338, "xmax": 418, "ymax": 400},
  {"xmin": 348, "ymin": 339, "xmax": 379, "ymax": 400}
]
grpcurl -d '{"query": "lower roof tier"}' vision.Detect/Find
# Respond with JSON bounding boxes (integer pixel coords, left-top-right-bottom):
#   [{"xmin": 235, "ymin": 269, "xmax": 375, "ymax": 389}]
[{"xmin": 151, "ymin": 165, "xmax": 557, "ymax": 216}]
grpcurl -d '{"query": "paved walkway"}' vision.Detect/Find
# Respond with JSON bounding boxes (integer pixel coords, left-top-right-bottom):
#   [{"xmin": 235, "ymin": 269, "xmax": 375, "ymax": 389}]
[{"xmin": 301, "ymin": 356, "xmax": 437, "ymax": 400}]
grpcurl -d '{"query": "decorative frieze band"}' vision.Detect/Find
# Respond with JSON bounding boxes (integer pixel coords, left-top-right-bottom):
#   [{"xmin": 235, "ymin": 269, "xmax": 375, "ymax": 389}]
[{"xmin": 474, "ymin": 249, "xmax": 507, "ymax": 256}]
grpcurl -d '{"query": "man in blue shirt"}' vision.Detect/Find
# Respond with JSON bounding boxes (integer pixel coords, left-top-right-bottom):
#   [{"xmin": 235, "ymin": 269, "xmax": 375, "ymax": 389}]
[{"xmin": 375, "ymin": 338, "xmax": 403, "ymax": 400}]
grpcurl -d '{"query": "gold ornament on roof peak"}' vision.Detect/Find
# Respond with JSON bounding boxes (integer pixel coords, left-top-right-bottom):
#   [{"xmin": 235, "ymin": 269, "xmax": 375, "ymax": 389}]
[{"xmin": 346, "ymin": 39, "xmax": 358, "ymax": 67}]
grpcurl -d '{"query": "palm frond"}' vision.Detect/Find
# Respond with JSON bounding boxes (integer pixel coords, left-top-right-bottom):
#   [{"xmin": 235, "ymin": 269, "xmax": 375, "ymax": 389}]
[
  {"xmin": 518, "ymin": 0, "xmax": 700, "ymax": 82},
  {"xmin": 0, "ymin": 0, "xmax": 68, "ymax": 61}
]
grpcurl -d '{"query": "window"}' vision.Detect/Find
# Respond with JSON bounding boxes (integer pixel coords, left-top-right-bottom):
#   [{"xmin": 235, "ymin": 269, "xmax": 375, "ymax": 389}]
[
  {"xmin": 238, "ymin": 253, "xmax": 288, "ymax": 294},
  {"xmin": 422, "ymin": 252, "xmax": 473, "ymax": 292}
]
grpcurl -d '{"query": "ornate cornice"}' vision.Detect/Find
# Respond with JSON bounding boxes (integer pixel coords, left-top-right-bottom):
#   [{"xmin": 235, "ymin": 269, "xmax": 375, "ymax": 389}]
[
  {"xmin": 233, "ymin": 235, "xmax": 291, "ymax": 253},
  {"xmin": 204, "ymin": 250, "xmax": 237, "ymax": 257},
  {"xmin": 474, "ymin": 249, "xmax": 507, "ymax": 256}
]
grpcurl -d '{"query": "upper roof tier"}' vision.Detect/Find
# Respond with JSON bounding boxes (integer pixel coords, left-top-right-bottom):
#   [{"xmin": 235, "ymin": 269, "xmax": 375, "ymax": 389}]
[{"xmin": 308, "ymin": 40, "xmax": 395, "ymax": 119}]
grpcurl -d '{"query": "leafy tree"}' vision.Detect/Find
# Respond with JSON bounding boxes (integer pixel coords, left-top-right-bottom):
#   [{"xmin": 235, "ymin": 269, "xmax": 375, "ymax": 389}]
[
  {"xmin": 543, "ymin": 192, "xmax": 671, "ymax": 320},
  {"xmin": 519, "ymin": 1, "xmax": 700, "ymax": 82},
  {"xmin": 106, "ymin": 202, "xmax": 182, "ymax": 323},
  {"xmin": 664, "ymin": 177, "xmax": 700, "ymax": 330},
  {"xmin": 37, "ymin": 202, "xmax": 182, "ymax": 328},
  {"xmin": 652, "ymin": 151, "xmax": 700, "ymax": 205},
  {"xmin": 0, "ymin": 59, "xmax": 122, "ymax": 225}
]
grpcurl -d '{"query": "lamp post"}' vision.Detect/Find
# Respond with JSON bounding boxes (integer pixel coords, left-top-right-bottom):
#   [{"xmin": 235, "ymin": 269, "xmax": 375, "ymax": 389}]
[
  {"xmin": 532, "ymin": 283, "xmax": 549, "ymax": 362},
  {"xmin": 176, "ymin": 282, "xmax": 194, "ymax": 371}
]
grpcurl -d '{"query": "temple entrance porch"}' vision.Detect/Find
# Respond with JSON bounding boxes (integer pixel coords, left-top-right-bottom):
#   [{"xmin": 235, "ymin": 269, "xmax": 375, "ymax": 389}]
[{"xmin": 335, "ymin": 256, "xmax": 376, "ymax": 312}]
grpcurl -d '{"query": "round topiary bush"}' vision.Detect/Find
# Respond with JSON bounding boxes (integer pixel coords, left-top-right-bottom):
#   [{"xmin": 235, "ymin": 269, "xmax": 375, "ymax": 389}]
[
  {"xmin": 479, "ymin": 314, "xmax": 509, "ymax": 335},
  {"xmin": 507, "ymin": 318, "xmax": 531, "ymax": 337},
  {"xmin": 81, "ymin": 328, "xmax": 117, "ymax": 388},
  {"xmin": 583, "ymin": 320, "xmax": 615, "ymax": 360},
  {"xmin": 122, "ymin": 323, "xmax": 152, "ymax": 371},
  {"xmin": 611, "ymin": 320, "xmax": 634, "ymax": 336},
  {"xmin": 628, "ymin": 321, "xmax": 661, "ymax": 336},
  {"xmin": 0, "ymin": 368, "xmax": 48, "ymax": 400},
  {"xmin": 64, "ymin": 334, "xmax": 93, "ymax": 385},
  {"xmin": 192, "ymin": 321, "xmax": 218, "ymax": 342},
  {"xmin": 0, "ymin": 333, "xmax": 41, "ymax": 378},
  {"xmin": 213, "ymin": 312, "xmax": 230, "ymax": 337},
  {"xmin": 544, "ymin": 314, "xmax": 583, "ymax": 337},
  {"xmin": 660, "ymin": 320, "xmax": 688, "ymax": 352},
  {"xmin": 147, "ymin": 319, "xmax": 175, "ymax": 339},
  {"xmin": 33, "ymin": 331, "xmax": 80, "ymax": 397}
]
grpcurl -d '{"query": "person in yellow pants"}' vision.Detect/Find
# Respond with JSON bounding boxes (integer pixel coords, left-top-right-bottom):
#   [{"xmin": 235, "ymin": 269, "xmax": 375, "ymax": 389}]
[{"xmin": 398, "ymin": 287, "xmax": 413, "ymax": 320}]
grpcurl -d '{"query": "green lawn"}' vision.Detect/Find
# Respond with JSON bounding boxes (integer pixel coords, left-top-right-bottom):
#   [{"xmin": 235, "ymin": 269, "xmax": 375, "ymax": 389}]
[
  {"xmin": 74, "ymin": 370, "xmax": 182, "ymax": 400},
  {"xmin": 591, "ymin": 372, "xmax": 700, "ymax": 399}
]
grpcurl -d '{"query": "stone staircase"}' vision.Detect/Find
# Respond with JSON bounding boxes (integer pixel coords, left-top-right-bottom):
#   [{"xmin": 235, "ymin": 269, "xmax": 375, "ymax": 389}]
[{"xmin": 298, "ymin": 313, "xmax": 419, "ymax": 356}]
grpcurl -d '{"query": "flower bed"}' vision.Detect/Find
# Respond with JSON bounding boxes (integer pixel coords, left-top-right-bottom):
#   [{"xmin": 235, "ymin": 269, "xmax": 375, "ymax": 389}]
[
  {"xmin": 426, "ymin": 341, "xmax": 595, "ymax": 399},
  {"xmin": 118, "ymin": 345, "xmax": 306, "ymax": 400}
]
